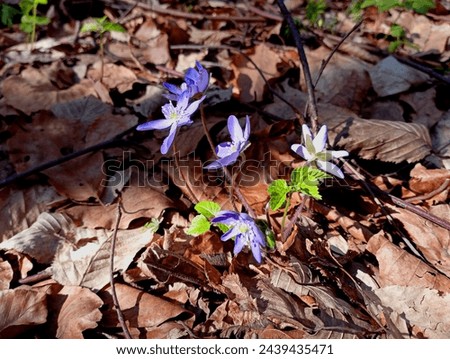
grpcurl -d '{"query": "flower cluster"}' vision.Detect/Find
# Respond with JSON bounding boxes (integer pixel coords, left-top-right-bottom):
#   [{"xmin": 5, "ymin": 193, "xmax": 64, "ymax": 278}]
[
  {"xmin": 291, "ymin": 124, "xmax": 348, "ymax": 179},
  {"xmin": 205, "ymin": 115, "xmax": 250, "ymax": 169},
  {"xmin": 137, "ymin": 61, "xmax": 209, "ymax": 154},
  {"xmin": 212, "ymin": 211, "xmax": 266, "ymax": 263}
]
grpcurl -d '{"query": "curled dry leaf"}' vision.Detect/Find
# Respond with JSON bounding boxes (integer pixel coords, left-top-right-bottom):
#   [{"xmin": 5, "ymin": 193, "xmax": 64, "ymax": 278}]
[
  {"xmin": 0, "ymin": 259, "xmax": 13, "ymax": 290},
  {"xmin": 99, "ymin": 283, "xmax": 193, "ymax": 329},
  {"xmin": 366, "ymin": 231, "xmax": 450, "ymax": 293},
  {"xmin": 0, "ymin": 287, "xmax": 48, "ymax": 338},
  {"xmin": 51, "ymin": 227, "xmax": 154, "ymax": 291},
  {"xmin": 45, "ymin": 285, "xmax": 103, "ymax": 339},
  {"xmin": 391, "ymin": 204, "xmax": 450, "ymax": 276},
  {"xmin": 0, "ymin": 76, "xmax": 96, "ymax": 115},
  {"xmin": 0, "ymin": 184, "xmax": 64, "ymax": 243},
  {"xmin": 0, "ymin": 212, "xmax": 72, "ymax": 264},
  {"xmin": 375, "ymin": 285, "xmax": 450, "ymax": 338}
]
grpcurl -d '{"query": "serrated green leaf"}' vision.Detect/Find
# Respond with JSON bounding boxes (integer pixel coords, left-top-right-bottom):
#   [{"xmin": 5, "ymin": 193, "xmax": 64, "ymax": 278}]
[
  {"xmin": 102, "ymin": 22, "xmax": 126, "ymax": 33},
  {"xmin": 143, "ymin": 218, "xmax": 160, "ymax": 233},
  {"xmin": 1, "ymin": 4, "xmax": 20, "ymax": 27},
  {"xmin": 34, "ymin": 15, "xmax": 49, "ymax": 25},
  {"xmin": 390, "ymin": 24, "xmax": 405, "ymax": 38},
  {"xmin": 186, "ymin": 215, "xmax": 211, "ymax": 236},
  {"xmin": 81, "ymin": 22, "xmax": 103, "ymax": 33},
  {"xmin": 194, "ymin": 201, "xmax": 221, "ymax": 219},
  {"xmin": 268, "ymin": 179, "xmax": 290, "ymax": 211},
  {"xmin": 408, "ymin": 0, "xmax": 435, "ymax": 14},
  {"xmin": 291, "ymin": 166, "xmax": 330, "ymax": 200}
]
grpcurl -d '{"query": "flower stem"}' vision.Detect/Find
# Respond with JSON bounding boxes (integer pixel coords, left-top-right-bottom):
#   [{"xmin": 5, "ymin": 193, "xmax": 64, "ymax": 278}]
[
  {"xmin": 282, "ymin": 195, "xmax": 308, "ymax": 241},
  {"xmin": 172, "ymin": 140, "xmax": 200, "ymax": 204}
]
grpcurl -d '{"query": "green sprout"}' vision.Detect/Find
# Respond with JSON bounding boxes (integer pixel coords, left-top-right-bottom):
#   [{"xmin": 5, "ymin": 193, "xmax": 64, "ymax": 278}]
[
  {"xmin": 306, "ymin": 0, "xmax": 327, "ymax": 28},
  {"xmin": 19, "ymin": 0, "xmax": 50, "ymax": 45},
  {"xmin": 1, "ymin": 4, "xmax": 20, "ymax": 27},
  {"xmin": 81, "ymin": 16, "xmax": 126, "ymax": 81}
]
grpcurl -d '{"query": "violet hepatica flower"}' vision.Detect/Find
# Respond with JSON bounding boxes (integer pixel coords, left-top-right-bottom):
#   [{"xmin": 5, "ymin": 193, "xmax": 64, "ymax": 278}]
[
  {"xmin": 163, "ymin": 61, "xmax": 209, "ymax": 101},
  {"xmin": 205, "ymin": 115, "xmax": 250, "ymax": 170},
  {"xmin": 137, "ymin": 92, "xmax": 205, "ymax": 154},
  {"xmin": 212, "ymin": 211, "xmax": 266, "ymax": 263},
  {"xmin": 291, "ymin": 124, "xmax": 349, "ymax": 179}
]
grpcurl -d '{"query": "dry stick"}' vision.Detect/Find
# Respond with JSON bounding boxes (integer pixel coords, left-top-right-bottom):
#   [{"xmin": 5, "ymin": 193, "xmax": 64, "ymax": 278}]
[
  {"xmin": 172, "ymin": 140, "xmax": 200, "ymax": 204},
  {"xmin": 199, "ymin": 106, "xmax": 256, "ymax": 218},
  {"xmin": 282, "ymin": 195, "xmax": 307, "ymax": 241},
  {"xmin": 110, "ymin": 199, "xmax": 132, "ymax": 339},
  {"xmin": 114, "ymin": 0, "xmax": 267, "ymax": 22},
  {"xmin": 404, "ymin": 178, "xmax": 450, "ymax": 203},
  {"xmin": 276, "ymin": 0, "xmax": 319, "ymax": 134},
  {"xmin": 0, "ymin": 127, "xmax": 134, "ymax": 189},
  {"xmin": 313, "ymin": 19, "xmax": 364, "ymax": 88}
]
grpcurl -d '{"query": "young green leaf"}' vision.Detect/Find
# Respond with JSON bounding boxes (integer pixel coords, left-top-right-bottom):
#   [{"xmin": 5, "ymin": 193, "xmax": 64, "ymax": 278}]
[
  {"xmin": 291, "ymin": 166, "xmax": 330, "ymax": 200},
  {"xmin": 102, "ymin": 22, "xmax": 126, "ymax": 33},
  {"xmin": 194, "ymin": 200, "xmax": 221, "ymax": 219},
  {"xmin": 1, "ymin": 4, "xmax": 20, "ymax": 27},
  {"xmin": 186, "ymin": 214, "xmax": 211, "ymax": 236},
  {"xmin": 143, "ymin": 218, "xmax": 160, "ymax": 233},
  {"xmin": 267, "ymin": 179, "xmax": 291, "ymax": 211}
]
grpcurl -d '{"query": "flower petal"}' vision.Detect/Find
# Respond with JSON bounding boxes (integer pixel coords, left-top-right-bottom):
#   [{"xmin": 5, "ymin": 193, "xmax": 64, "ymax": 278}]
[
  {"xmin": 215, "ymin": 142, "xmax": 235, "ymax": 158},
  {"xmin": 317, "ymin": 160, "xmax": 345, "ymax": 179},
  {"xmin": 227, "ymin": 115, "xmax": 245, "ymax": 143},
  {"xmin": 250, "ymin": 239, "xmax": 262, "ymax": 263},
  {"xmin": 233, "ymin": 235, "xmax": 246, "ymax": 255},
  {"xmin": 221, "ymin": 226, "xmax": 242, "ymax": 241},
  {"xmin": 243, "ymin": 115, "xmax": 250, "ymax": 141},
  {"xmin": 137, "ymin": 119, "xmax": 172, "ymax": 131},
  {"xmin": 313, "ymin": 125, "xmax": 327, "ymax": 153},
  {"xmin": 291, "ymin": 144, "xmax": 313, "ymax": 161},
  {"xmin": 185, "ymin": 95, "xmax": 205, "ymax": 116},
  {"xmin": 212, "ymin": 211, "xmax": 239, "ymax": 224},
  {"xmin": 330, "ymin": 150, "xmax": 349, "ymax": 158},
  {"xmin": 160, "ymin": 124, "xmax": 177, "ymax": 154},
  {"xmin": 163, "ymin": 82, "xmax": 182, "ymax": 95},
  {"xmin": 301, "ymin": 124, "xmax": 312, "ymax": 144}
]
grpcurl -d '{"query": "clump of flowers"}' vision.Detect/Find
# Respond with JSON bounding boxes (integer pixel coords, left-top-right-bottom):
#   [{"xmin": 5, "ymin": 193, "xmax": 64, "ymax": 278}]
[
  {"xmin": 205, "ymin": 115, "xmax": 250, "ymax": 169},
  {"xmin": 136, "ymin": 62, "xmax": 209, "ymax": 154},
  {"xmin": 212, "ymin": 210, "xmax": 266, "ymax": 263},
  {"xmin": 291, "ymin": 124, "xmax": 348, "ymax": 179}
]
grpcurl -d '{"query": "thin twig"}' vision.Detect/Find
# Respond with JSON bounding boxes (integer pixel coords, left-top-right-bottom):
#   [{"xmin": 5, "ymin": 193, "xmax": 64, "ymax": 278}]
[
  {"xmin": 110, "ymin": 198, "xmax": 132, "ymax": 339},
  {"xmin": 0, "ymin": 127, "xmax": 134, "ymax": 189},
  {"xmin": 113, "ymin": 0, "xmax": 268, "ymax": 22},
  {"xmin": 314, "ymin": 19, "xmax": 364, "ymax": 88},
  {"xmin": 405, "ymin": 178, "xmax": 450, "ymax": 203},
  {"xmin": 282, "ymin": 195, "xmax": 307, "ymax": 241},
  {"xmin": 276, "ymin": 0, "xmax": 318, "ymax": 134}
]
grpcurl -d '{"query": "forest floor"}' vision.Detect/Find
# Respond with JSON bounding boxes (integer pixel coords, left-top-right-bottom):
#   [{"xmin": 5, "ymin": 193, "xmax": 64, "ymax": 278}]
[{"xmin": 0, "ymin": 0, "xmax": 449, "ymax": 339}]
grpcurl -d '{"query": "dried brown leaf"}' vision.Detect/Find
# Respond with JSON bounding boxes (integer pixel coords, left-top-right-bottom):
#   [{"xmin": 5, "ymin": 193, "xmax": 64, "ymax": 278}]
[
  {"xmin": 0, "ymin": 259, "xmax": 13, "ymax": 290},
  {"xmin": 391, "ymin": 204, "xmax": 450, "ymax": 276},
  {"xmin": 0, "ymin": 212, "xmax": 72, "ymax": 264},
  {"xmin": 0, "ymin": 184, "xmax": 64, "ymax": 243},
  {"xmin": 0, "ymin": 287, "xmax": 47, "ymax": 338},
  {"xmin": 46, "ymin": 285, "xmax": 103, "ymax": 338},
  {"xmin": 100, "ymin": 283, "xmax": 193, "ymax": 328},
  {"xmin": 366, "ymin": 231, "xmax": 450, "ymax": 292},
  {"xmin": 375, "ymin": 285, "xmax": 450, "ymax": 338},
  {"xmin": 51, "ymin": 227, "xmax": 154, "ymax": 290}
]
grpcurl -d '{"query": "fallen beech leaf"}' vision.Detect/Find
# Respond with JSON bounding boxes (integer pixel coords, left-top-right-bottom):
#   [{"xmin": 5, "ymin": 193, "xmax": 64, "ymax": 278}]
[
  {"xmin": 0, "ymin": 287, "xmax": 47, "ymax": 338},
  {"xmin": 408, "ymin": 164, "xmax": 450, "ymax": 203},
  {"xmin": 391, "ymin": 204, "xmax": 450, "ymax": 277},
  {"xmin": 46, "ymin": 285, "xmax": 103, "ymax": 339},
  {"xmin": 366, "ymin": 231, "xmax": 450, "ymax": 293},
  {"xmin": 0, "ymin": 184, "xmax": 64, "ymax": 243},
  {"xmin": 1, "ymin": 76, "xmax": 96, "ymax": 115},
  {"xmin": 52, "ymin": 227, "xmax": 154, "ymax": 290},
  {"xmin": 368, "ymin": 56, "xmax": 429, "ymax": 97},
  {"xmin": 99, "ymin": 283, "xmax": 193, "ymax": 328},
  {"xmin": 375, "ymin": 285, "xmax": 450, "ymax": 338},
  {"xmin": 0, "ymin": 212, "xmax": 72, "ymax": 264},
  {"xmin": 0, "ymin": 260, "xmax": 13, "ymax": 290},
  {"xmin": 87, "ymin": 63, "xmax": 137, "ymax": 93}
]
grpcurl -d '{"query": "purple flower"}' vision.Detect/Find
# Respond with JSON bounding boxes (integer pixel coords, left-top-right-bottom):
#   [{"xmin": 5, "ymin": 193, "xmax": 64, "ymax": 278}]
[
  {"xmin": 205, "ymin": 115, "xmax": 250, "ymax": 169},
  {"xmin": 291, "ymin": 124, "xmax": 348, "ymax": 179},
  {"xmin": 211, "ymin": 211, "xmax": 266, "ymax": 263},
  {"xmin": 163, "ymin": 61, "xmax": 209, "ymax": 101},
  {"xmin": 137, "ymin": 92, "xmax": 205, "ymax": 154}
]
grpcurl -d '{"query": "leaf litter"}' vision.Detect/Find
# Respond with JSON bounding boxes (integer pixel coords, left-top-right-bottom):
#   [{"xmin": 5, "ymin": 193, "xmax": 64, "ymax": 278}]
[{"xmin": 0, "ymin": 0, "xmax": 449, "ymax": 339}]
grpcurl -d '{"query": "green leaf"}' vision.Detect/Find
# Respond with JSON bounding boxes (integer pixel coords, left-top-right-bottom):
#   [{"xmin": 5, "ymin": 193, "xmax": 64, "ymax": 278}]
[
  {"xmin": 81, "ymin": 21, "xmax": 103, "ymax": 33},
  {"xmin": 143, "ymin": 218, "xmax": 160, "ymax": 233},
  {"xmin": 1, "ymin": 4, "xmax": 20, "ymax": 27},
  {"xmin": 34, "ymin": 15, "xmax": 49, "ymax": 25},
  {"xmin": 256, "ymin": 219, "xmax": 276, "ymax": 250},
  {"xmin": 407, "ymin": 0, "xmax": 435, "ymax": 14},
  {"xmin": 194, "ymin": 201, "xmax": 221, "ymax": 219},
  {"xmin": 102, "ymin": 21, "xmax": 126, "ymax": 33},
  {"xmin": 267, "ymin": 179, "xmax": 290, "ymax": 211},
  {"xmin": 390, "ymin": 24, "xmax": 405, "ymax": 38},
  {"xmin": 291, "ymin": 166, "xmax": 330, "ymax": 200},
  {"xmin": 186, "ymin": 215, "xmax": 211, "ymax": 236}
]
